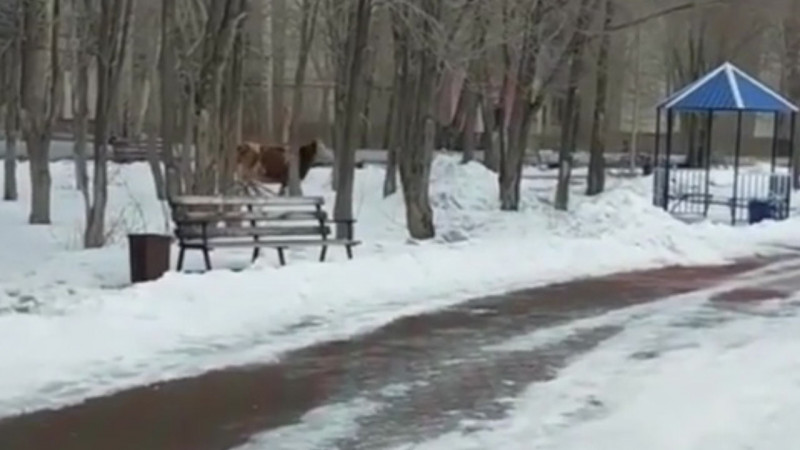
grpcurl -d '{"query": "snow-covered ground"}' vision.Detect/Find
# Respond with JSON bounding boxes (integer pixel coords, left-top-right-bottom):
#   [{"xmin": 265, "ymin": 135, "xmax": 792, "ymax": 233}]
[
  {"xmin": 1, "ymin": 154, "xmax": 800, "ymax": 418},
  {"xmin": 389, "ymin": 266, "xmax": 800, "ymax": 450},
  {"xmin": 237, "ymin": 262, "xmax": 800, "ymax": 450}
]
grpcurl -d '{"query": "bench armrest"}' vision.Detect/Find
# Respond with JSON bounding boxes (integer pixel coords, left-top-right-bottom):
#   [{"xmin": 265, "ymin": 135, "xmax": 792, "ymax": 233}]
[{"xmin": 326, "ymin": 218, "xmax": 357, "ymax": 240}]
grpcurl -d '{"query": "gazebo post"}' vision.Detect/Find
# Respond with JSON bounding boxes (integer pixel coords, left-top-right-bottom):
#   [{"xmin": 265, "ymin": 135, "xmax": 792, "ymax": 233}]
[
  {"xmin": 732, "ymin": 111, "xmax": 743, "ymax": 225},
  {"xmin": 653, "ymin": 107, "xmax": 662, "ymax": 206},
  {"xmin": 788, "ymin": 112, "xmax": 797, "ymax": 216},
  {"xmin": 663, "ymin": 109, "xmax": 674, "ymax": 210},
  {"xmin": 770, "ymin": 112, "xmax": 779, "ymax": 172},
  {"xmin": 703, "ymin": 110, "xmax": 713, "ymax": 217}
]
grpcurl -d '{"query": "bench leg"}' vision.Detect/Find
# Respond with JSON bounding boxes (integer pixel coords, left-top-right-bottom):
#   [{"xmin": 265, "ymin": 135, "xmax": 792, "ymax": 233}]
[
  {"xmin": 319, "ymin": 245, "xmax": 328, "ymax": 262},
  {"xmin": 277, "ymin": 248, "xmax": 287, "ymax": 266},
  {"xmin": 202, "ymin": 247, "xmax": 212, "ymax": 271},
  {"xmin": 345, "ymin": 245, "xmax": 354, "ymax": 260},
  {"xmin": 177, "ymin": 246, "xmax": 186, "ymax": 271},
  {"xmin": 252, "ymin": 247, "xmax": 261, "ymax": 263}
]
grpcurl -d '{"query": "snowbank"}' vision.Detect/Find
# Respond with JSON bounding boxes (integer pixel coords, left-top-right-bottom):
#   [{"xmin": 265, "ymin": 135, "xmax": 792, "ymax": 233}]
[{"xmin": 0, "ymin": 153, "xmax": 799, "ymax": 416}]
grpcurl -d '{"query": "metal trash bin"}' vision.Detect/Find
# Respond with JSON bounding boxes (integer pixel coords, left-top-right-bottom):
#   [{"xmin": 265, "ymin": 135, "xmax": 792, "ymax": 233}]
[
  {"xmin": 747, "ymin": 199, "xmax": 773, "ymax": 224},
  {"xmin": 128, "ymin": 233, "xmax": 172, "ymax": 283}
]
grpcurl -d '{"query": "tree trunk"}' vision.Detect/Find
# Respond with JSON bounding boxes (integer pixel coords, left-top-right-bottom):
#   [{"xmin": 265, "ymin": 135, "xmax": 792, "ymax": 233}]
[
  {"xmin": 332, "ymin": 0, "xmax": 371, "ymax": 238},
  {"xmin": 403, "ymin": 119, "xmax": 436, "ymax": 238},
  {"xmin": 629, "ymin": 26, "xmax": 642, "ymax": 174},
  {"xmin": 287, "ymin": 0, "xmax": 320, "ymax": 196},
  {"xmin": 85, "ymin": 0, "xmax": 134, "ymax": 249},
  {"xmin": 382, "ymin": 85, "xmax": 397, "ymax": 197},
  {"xmin": 147, "ymin": 125, "xmax": 166, "ymax": 199},
  {"xmin": 360, "ymin": 69, "xmax": 373, "ymax": 149},
  {"xmin": 460, "ymin": 87, "xmax": 478, "ymax": 164},
  {"xmin": 394, "ymin": 0, "xmax": 438, "ymax": 239},
  {"xmin": 586, "ymin": 0, "xmax": 613, "ymax": 196},
  {"xmin": 20, "ymin": 0, "xmax": 61, "ymax": 224},
  {"xmin": 28, "ymin": 138, "xmax": 51, "ymax": 222},
  {"xmin": 783, "ymin": 4, "xmax": 800, "ymax": 187},
  {"xmin": 160, "ymin": 0, "xmax": 181, "ymax": 198},
  {"xmin": 271, "ymin": 0, "xmax": 287, "ymax": 142},
  {"xmin": 480, "ymin": 92, "xmax": 499, "ymax": 171},
  {"xmin": 3, "ymin": 36, "xmax": 20, "ymax": 201},
  {"xmin": 554, "ymin": 0, "xmax": 594, "ymax": 211},
  {"xmin": 498, "ymin": 3, "xmax": 545, "ymax": 211},
  {"xmin": 4, "ymin": 103, "xmax": 18, "ymax": 201},
  {"xmin": 72, "ymin": 3, "xmax": 90, "ymax": 193}
]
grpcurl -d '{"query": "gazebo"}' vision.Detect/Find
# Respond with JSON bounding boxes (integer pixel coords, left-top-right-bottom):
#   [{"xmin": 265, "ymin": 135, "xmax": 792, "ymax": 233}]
[{"xmin": 653, "ymin": 62, "xmax": 798, "ymax": 224}]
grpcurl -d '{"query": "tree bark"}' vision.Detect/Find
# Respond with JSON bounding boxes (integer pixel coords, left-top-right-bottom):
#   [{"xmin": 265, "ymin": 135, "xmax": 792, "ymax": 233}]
[
  {"xmin": 271, "ymin": 0, "xmax": 287, "ymax": 142},
  {"xmin": 287, "ymin": 0, "xmax": 321, "ymax": 196},
  {"xmin": 84, "ymin": 0, "xmax": 134, "ymax": 249},
  {"xmin": 555, "ymin": 0, "xmax": 594, "ymax": 211},
  {"xmin": 72, "ymin": 0, "xmax": 90, "ymax": 193},
  {"xmin": 460, "ymin": 87, "xmax": 478, "ymax": 164},
  {"xmin": 160, "ymin": 0, "xmax": 181, "ymax": 198},
  {"xmin": 332, "ymin": 0, "xmax": 371, "ymax": 238},
  {"xmin": 4, "ymin": 33, "xmax": 20, "ymax": 201},
  {"xmin": 20, "ymin": 0, "xmax": 61, "ymax": 224},
  {"xmin": 4, "ymin": 102, "xmax": 18, "ymax": 201},
  {"xmin": 382, "ymin": 85, "xmax": 397, "ymax": 197},
  {"xmin": 586, "ymin": 0, "xmax": 613, "ymax": 196},
  {"xmin": 498, "ymin": 2, "xmax": 545, "ymax": 211},
  {"xmin": 393, "ymin": 0, "xmax": 438, "ymax": 239},
  {"xmin": 783, "ymin": 2, "xmax": 800, "ymax": 187}
]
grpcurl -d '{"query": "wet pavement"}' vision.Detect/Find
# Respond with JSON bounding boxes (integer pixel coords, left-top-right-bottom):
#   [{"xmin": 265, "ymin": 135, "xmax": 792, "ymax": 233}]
[{"xmin": 0, "ymin": 255, "xmax": 794, "ymax": 450}]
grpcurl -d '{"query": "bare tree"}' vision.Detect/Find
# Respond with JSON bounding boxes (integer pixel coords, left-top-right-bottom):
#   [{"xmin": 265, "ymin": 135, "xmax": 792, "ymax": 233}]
[
  {"xmin": 271, "ymin": 0, "xmax": 287, "ymax": 141},
  {"xmin": 189, "ymin": 0, "xmax": 248, "ymax": 194},
  {"xmin": 71, "ymin": 0, "xmax": 90, "ymax": 192},
  {"xmin": 20, "ymin": 0, "xmax": 62, "ymax": 224},
  {"xmin": 782, "ymin": 0, "xmax": 800, "ymax": 187},
  {"xmin": 2, "ymin": 1, "xmax": 21, "ymax": 201},
  {"xmin": 331, "ymin": 0, "xmax": 372, "ymax": 238},
  {"xmin": 391, "ymin": 0, "xmax": 441, "ymax": 239},
  {"xmin": 586, "ymin": 0, "xmax": 613, "ymax": 196},
  {"xmin": 554, "ymin": 0, "xmax": 595, "ymax": 211},
  {"xmin": 159, "ymin": 0, "xmax": 181, "ymax": 198},
  {"xmin": 83, "ymin": 0, "xmax": 134, "ymax": 248},
  {"xmin": 286, "ymin": 0, "xmax": 322, "ymax": 195}
]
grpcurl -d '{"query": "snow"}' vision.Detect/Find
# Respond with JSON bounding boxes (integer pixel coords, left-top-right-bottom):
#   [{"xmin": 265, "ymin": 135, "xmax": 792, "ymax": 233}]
[
  {"xmin": 235, "ymin": 398, "xmax": 383, "ymax": 450},
  {"xmin": 1, "ymin": 153, "xmax": 800, "ymax": 418},
  {"xmin": 401, "ymin": 267, "xmax": 800, "ymax": 450}
]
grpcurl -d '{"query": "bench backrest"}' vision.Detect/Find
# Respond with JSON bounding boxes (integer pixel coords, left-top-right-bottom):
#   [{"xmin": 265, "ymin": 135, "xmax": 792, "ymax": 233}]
[{"xmin": 170, "ymin": 195, "xmax": 329, "ymax": 240}]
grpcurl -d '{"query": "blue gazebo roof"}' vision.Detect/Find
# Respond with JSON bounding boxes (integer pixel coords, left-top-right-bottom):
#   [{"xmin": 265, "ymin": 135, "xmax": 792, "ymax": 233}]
[{"xmin": 658, "ymin": 62, "xmax": 799, "ymax": 113}]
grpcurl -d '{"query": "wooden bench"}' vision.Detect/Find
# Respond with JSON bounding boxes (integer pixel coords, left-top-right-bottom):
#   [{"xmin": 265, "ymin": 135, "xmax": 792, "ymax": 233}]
[
  {"xmin": 111, "ymin": 138, "xmax": 164, "ymax": 163},
  {"xmin": 170, "ymin": 195, "xmax": 359, "ymax": 271}
]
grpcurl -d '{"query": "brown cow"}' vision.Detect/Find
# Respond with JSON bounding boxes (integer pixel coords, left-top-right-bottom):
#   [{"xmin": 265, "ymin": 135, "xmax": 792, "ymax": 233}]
[{"xmin": 235, "ymin": 139, "xmax": 333, "ymax": 195}]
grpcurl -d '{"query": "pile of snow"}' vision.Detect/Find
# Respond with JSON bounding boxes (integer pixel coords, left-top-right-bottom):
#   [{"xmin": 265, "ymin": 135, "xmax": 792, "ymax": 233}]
[{"xmin": 1, "ymin": 152, "xmax": 800, "ymax": 416}]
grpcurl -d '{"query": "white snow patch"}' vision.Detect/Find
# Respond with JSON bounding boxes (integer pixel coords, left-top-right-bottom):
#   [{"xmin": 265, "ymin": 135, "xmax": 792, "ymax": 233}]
[{"xmin": 235, "ymin": 398, "xmax": 381, "ymax": 450}]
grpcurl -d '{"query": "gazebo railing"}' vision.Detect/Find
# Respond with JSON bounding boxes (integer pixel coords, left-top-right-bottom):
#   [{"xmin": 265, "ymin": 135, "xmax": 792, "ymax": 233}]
[{"xmin": 656, "ymin": 167, "xmax": 791, "ymax": 223}]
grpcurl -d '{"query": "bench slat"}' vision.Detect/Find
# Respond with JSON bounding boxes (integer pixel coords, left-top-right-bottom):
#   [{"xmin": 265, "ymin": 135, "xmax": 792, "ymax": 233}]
[
  {"xmin": 177, "ymin": 225, "xmax": 328, "ymax": 239},
  {"xmin": 174, "ymin": 210, "xmax": 325, "ymax": 222},
  {"xmin": 191, "ymin": 238, "xmax": 361, "ymax": 248},
  {"xmin": 171, "ymin": 195, "xmax": 324, "ymax": 206}
]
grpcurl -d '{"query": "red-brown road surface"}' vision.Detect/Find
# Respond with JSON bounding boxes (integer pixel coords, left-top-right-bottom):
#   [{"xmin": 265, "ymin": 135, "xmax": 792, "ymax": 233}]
[{"xmin": 0, "ymin": 254, "xmax": 797, "ymax": 450}]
